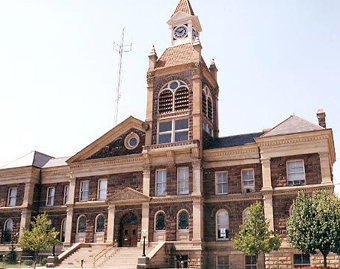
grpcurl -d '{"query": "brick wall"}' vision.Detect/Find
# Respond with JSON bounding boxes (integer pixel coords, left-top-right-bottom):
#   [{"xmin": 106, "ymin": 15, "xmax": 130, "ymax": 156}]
[
  {"xmin": 271, "ymin": 153, "xmax": 322, "ymax": 187},
  {"xmin": 273, "ymin": 195, "xmax": 296, "ymax": 237},
  {"xmin": 204, "ymin": 200, "xmax": 261, "ymax": 241},
  {"xmin": 47, "ymin": 211, "xmax": 67, "ymax": 240},
  {"xmin": 0, "ymin": 183, "xmax": 25, "ymax": 207},
  {"xmin": 150, "ymin": 165, "xmax": 193, "ymax": 197},
  {"xmin": 74, "ymin": 172, "xmax": 143, "ymax": 202},
  {"xmin": 0, "ymin": 212, "xmax": 21, "ymax": 244},
  {"xmin": 203, "ymin": 164, "xmax": 263, "ymax": 197},
  {"xmin": 40, "ymin": 183, "xmax": 69, "ymax": 207},
  {"xmin": 149, "ymin": 202, "xmax": 193, "ymax": 242}
]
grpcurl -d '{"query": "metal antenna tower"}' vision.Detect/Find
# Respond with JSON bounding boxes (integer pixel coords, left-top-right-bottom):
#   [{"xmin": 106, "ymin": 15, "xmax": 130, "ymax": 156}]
[{"xmin": 113, "ymin": 28, "xmax": 132, "ymax": 125}]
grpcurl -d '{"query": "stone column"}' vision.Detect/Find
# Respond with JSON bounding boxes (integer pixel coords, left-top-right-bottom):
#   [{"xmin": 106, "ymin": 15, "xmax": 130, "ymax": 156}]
[
  {"xmin": 261, "ymin": 158, "xmax": 272, "ymax": 190},
  {"xmin": 263, "ymin": 193, "xmax": 274, "ymax": 231},
  {"xmin": 192, "ymin": 69, "xmax": 203, "ymax": 145},
  {"xmin": 19, "ymin": 208, "xmax": 32, "ymax": 238},
  {"xmin": 64, "ymin": 207, "xmax": 74, "ymax": 247},
  {"xmin": 192, "ymin": 161, "xmax": 202, "ymax": 195},
  {"xmin": 143, "ymin": 167, "xmax": 151, "ymax": 197},
  {"xmin": 106, "ymin": 205, "xmax": 116, "ymax": 244},
  {"xmin": 141, "ymin": 203, "xmax": 150, "ymax": 244},
  {"xmin": 68, "ymin": 177, "xmax": 76, "ymax": 204},
  {"xmin": 319, "ymin": 152, "xmax": 333, "ymax": 184},
  {"xmin": 22, "ymin": 182, "xmax": 35, "ymax": 207},
  {"xmin": 192, "ymin": 199, "xmax": 203, "ymax": 242}
]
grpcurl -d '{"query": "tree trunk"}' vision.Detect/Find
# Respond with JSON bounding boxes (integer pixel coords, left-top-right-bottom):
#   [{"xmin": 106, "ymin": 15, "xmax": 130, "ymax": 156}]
[{"xmin": 323, "ymin": 253, "xmax": 327, "ymax": 268}]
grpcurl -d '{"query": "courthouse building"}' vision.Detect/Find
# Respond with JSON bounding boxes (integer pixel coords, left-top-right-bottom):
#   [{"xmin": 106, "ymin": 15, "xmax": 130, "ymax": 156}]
[{"xmin": 0, "ymin": 0, "xmax": 337, "ymax": 268}]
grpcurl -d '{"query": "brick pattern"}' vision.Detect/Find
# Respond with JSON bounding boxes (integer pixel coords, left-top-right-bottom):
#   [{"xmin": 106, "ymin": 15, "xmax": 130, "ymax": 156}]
[
  {"xmin": 74, "ymin": 172, "xmax": 143, "ymax": 202},
  {"xmin": 0, "ymin": 183, "xmax": 25, "ymax": 207},
  {"xmin": 88, "ymin": 128, "xmax": 145, "ymax": 160},
  {"xmin": 273, "ymin": 195, "xmax": 295, "ymax": 237},
  {"xmin": 203, "ymin": 164, "xmax": 263, "ymax": 197},
  {"xmin": 40, "ymin": 183, "xmax": 69, "ymax": 207},
  {"xmin": 149, "ymin": 202, "xmax": 193, "ymax": 242},
  {"xmin": 149, "ymin": 164, "xmax": 193, "ymax": 197},
  {"xmin": 0, "ymin": 213, "xmax": 21, "ymax": 244},
  {"xmin": 47, "ymin": 211, "xmax": 67, "ymax": 241},
  {"xmin": 203, "ymin": 200, "xmax": 260, "ymax": 241},
  {"xmin": 271, "ymin": 153, "xmax": 322, "ymax": 187}
]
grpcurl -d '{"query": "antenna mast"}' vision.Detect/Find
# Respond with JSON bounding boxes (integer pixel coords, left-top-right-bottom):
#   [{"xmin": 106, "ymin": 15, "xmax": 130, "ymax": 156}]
[{"xmin": 113, "ymin": 28, "xmax": 132, "ymax": 125}]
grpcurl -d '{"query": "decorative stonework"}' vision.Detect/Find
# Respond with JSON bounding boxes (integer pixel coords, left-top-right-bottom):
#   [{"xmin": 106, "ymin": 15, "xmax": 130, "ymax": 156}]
[{"xmin": 107, "ymin": 187, "xmax": 150, "ymax": 205}]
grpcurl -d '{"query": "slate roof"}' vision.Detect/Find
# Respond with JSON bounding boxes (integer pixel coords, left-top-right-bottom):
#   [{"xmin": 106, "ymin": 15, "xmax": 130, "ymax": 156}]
[
  {"xmin": 1, "ymin": 151, "xmax": 53, "ymax": 169},
  {"xmin": 262, "ymin": 115, "xmax": 323, "ymax": 137},
  {"xmin": 156, "ymin": 43, "xmax": 200, "ymax": 69},
  {"xmin": 172, "ymin": 0, "xmax": 195, "ymax": 17},
  {"xmin": 205, "ymin": 132, "xmax": 264, "ymax": 149}
]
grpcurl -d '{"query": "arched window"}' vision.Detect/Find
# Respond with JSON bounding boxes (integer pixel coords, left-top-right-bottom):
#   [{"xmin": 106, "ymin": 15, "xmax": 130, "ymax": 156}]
[
  {"xmin": 3, "ymin": 218, "xmax": 13, "ymax": 243},
  {"xmin": 158, "ymin": 80, "xmax": 189, "ymax": 114},
  {"xmin": 77, "ymin": 215, "xmax": 86, "ymax": 234},
  {"xmin": 202, "ymin": 86, "xmax": 213, "ymax": 122},
  {"xmin": 177, "ymin": 210, "xmax": 189, "ymax": 230},
  {"xmin": 243, "ymin": 208, "xmax": 250, "ymax": 223},
  {"xmin": 95, "ymin": 215, "xmax": 105, "ymax": 233},
  {"xmin": 60, "ymin": 218, "xmax": 66, "ymax": 242},
  {"xmin": 207, "ymin": 97, "xmax": 213, "ymax": 121},
  {"xmin": 202, "ymin": 90, "xmax": 207, "ymax": 115},
  {"xmin": 216, "ymin": 209, "xmax": 229, "ymax": 240},
  {"xmin": 155, "ymin": 211, "xmax": 166, "ymax": 231}
]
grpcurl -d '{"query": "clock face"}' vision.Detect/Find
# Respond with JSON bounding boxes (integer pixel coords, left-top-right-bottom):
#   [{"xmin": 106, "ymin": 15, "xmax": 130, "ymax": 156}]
[{"xmin": 173, "ymin": 25, "xmax": 188, "ymax": 39}]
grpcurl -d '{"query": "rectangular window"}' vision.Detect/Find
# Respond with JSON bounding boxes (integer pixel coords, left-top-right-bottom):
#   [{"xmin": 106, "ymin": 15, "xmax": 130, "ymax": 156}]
[
  {"xmin": 97, "ymin": 179, "xmax": 107, "ymax": 201},
  {"xmin": 287, "ymin": 160, "xmax": 306, "ymax": 186},
  {"xmin": 216, "ymin": 172, "xmax": 228, "ymax": 195},
  {"xmin": 7, "ymin": 187, "xmax": 17, "ymax": 207},
  {"xmin": 158, "ymin": 119, "xmax": 189, "ymax": 144},
  {"xmin": 242, "ymin": 169, "xmax": 255, "ymax": 193},
  {"xmin": 293, "ymin": 254, "xmax": 310, "ymax": 268},
  {"xmin": 156, "ymin": 170, "xmax": 167, "ymax": 196},
  {"xmin": 46, "ymin": 187, "xmax": 55, "ymax": 206},
  {"xmin": 63, "ymin": 185, "xmax": 69, "ymax": 205},
  {"xmin": 80, "ymin": 181, "xmax": 89, "ymax": 202},
  {"xmin": 245, "ymin": 255, "xmax": 257, "ymax": 269},
  {"xmin": 216, "ymin": 256, "xmax": 229, "ymax": 269},
  {"xmin": 178, "ymin": 167, "xmax": 189, "ymax": 195}
]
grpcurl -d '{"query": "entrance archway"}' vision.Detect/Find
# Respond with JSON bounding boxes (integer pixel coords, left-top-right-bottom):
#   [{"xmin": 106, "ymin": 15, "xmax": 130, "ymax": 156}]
[{"xmin": 119, "ymin": 212, "xmax": 138, "ymax": 247}]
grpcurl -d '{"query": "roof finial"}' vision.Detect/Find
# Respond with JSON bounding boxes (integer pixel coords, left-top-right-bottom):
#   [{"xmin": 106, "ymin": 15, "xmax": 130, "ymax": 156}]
[{"xmin": 172, "ymin": 0, "xmax": 195, "ymax": 17}]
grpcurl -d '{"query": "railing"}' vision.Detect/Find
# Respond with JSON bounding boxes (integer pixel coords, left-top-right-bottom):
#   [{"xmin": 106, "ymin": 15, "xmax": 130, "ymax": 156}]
[{"xmin": 92, "ymin": 245, "xmax": 117, "ymax": 268}]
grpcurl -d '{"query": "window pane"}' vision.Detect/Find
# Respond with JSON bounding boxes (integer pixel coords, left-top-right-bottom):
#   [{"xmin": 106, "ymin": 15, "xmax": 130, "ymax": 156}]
[
  {"xmin": 156, "ymin": 212, "xmax": 166, "ymax": 230},
  {"xmin": 159, "ymin": 134, "xmax": 172, "ymax": 144},
  {"xmin": 175, "ymin": 119, "xmax": 188, "ymax": 130},
  {"xmin": 78, "ymin": 217, "xmax": 86, "ymax": 233},
  {"xmin": 96, "ymin": 215, "xmax": 105, "ymax": 233},
  {"xmin": 175, "ymin": 131, "xmax": 188, "ymax": 142},
  {"xmin": 178, "ymin": 168, "xmax": 189, "ymax": 195},
  {"xmin": 159, "ymin": 121, "xmax": 172, "ymax": 132},
  {"xmin": 178, "ymin": 211, "xmax": 189, "ymax": 230}
]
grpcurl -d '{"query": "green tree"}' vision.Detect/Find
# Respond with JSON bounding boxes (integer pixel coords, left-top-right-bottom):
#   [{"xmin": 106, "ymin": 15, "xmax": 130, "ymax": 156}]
[
  {"xmin": 233, "ymin": 202, "xmax": 281, "ymax": 267},
  {"xmin": 287, "ymin": 190, "xmax": 340, "ymax": 267},
  {"xmin": 19, "ymin": 213, "xmax": 59, "ymax": 269}
]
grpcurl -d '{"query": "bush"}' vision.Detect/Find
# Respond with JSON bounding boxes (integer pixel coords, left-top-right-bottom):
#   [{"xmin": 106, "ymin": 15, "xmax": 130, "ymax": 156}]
[
  {"xmin": 3, "ymin": 247, "xmax": 17, "ymax": 264},
  {"xmin": 40, "ymin": 257, "xmax": 47, "ymax": 266},
  {"xmin": 23, "ymin": 260, "xmax": 34, "ymax": 266}
]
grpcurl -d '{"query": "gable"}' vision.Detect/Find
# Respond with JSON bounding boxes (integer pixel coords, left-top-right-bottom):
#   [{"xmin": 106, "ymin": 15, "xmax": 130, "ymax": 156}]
[
  {"xmin": 107, "ymin": 187, "xmax": 150, "ymax": 205},
  {"xmin": 67, "ymin": 116, "xmax": 146, "ymax": 163},
  {"xmin": 87, "ymin": 128, "xmax": 145, "ymax": 160},
  {"xmin": 262, "ymin": 115, "xmax": 323, "ymax": 137}
]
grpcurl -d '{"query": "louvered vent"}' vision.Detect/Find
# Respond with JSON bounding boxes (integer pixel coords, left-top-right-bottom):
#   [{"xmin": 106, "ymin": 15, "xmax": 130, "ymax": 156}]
[
  {"xmin": 159, "ymin": 90, "xmax": 173, "ymax": 114},
  {"xmin": 175, "ymin": 87, "xmax": 189, "ymax": 111},
  {"xmin": 207, "ymin": 97, "xmax": 213, "ymax": 121},
  {"xmin": 202, "ymin": 91, "xmax": 207, "ymax": 115}
]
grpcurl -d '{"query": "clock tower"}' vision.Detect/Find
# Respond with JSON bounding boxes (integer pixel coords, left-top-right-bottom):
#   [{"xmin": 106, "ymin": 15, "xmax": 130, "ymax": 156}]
[{"xmin": 145, "ymin": 0, "xmax": 219, "ymax": 158}]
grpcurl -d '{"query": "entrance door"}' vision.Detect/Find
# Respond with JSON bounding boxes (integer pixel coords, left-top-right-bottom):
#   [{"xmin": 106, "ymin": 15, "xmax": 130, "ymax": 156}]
[{"xmin": 120, "ymin": 213, "xmax": 138, "ymax": 247}]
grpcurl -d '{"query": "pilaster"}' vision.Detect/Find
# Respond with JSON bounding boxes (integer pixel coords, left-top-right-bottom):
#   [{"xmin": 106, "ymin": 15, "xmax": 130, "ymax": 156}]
[
  {"xmin": 19, "ymin": 208, "xmax": 32, "ymax": 238},
  {"xmin": 192, "ymin": 160, "xmax": 202, "ymax": 195},
  {"xmin": 64, "ymin": 207, "xmax": 74, "ymax": 247},
  {"xmin": 263, "ymin": 193, "xmax": 274, "ymax": 231},
  {"xmin": 192, "ymin": 199, "xmax": 203, "ymax": 242},
  {"xmin": 261, "ymin": 158, "xmax": 272, "ymax": 191},
  {"xmin": 106, "ymin": 205, "xmax": 116, "ymax": 244},
  {"xmin": 192, "ymin": 70, "xmax": 203, "ymax": 148},
  {"xmin": 143, "ymin": 167, "xmax": 151, "ymax": 197},
  {"xmin": 141, "ymin": 202, "xmax": 150, "ymax": 243},
  {"xmin": 319, "ymin": 152, "xmax": 333, "ymax": 184}
]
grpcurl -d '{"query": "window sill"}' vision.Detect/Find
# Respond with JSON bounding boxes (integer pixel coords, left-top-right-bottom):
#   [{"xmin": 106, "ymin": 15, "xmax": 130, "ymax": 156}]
[{"xmin": 215, "ymin": 193, "xmax": 228, "ymax": 196}]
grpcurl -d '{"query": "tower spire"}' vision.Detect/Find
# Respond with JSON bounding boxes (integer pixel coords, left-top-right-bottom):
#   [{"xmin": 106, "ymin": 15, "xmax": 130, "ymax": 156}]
[{"xmin": 172, "ymin": 0, "xmax": 195, "ymax": 17}]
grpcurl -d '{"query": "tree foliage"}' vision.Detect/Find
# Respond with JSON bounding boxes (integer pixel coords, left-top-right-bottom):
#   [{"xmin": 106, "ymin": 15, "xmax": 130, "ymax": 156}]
[
  {"xmin": 19, "ymin": 213, "xmax": 59, "ymax": 268},
  {"xmin": 233, "ymin": 202, "xmax": 281, "ymax": 260},
  {"xmin": 287, "ymin": 190, "xmax": 340, "ymax": 267}
]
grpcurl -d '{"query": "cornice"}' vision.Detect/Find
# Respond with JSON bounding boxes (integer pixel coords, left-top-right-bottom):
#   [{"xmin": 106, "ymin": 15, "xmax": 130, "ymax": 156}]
[
  {"xmin": 143, "ymin": 140, "xmax": 199, "ymax": 153},
  {"xmin": 256, "ymin": 134, "xmax": 330, "ymax": 148},
  {"xmin": 204, "ymin": 193, "xmax": 263, "ymax": 203},
  {"xmin": 150, "ymin": 194, "xmax": 201, "ymax": 204},
  {"xmin": 272, "ymin": 183, "xmax": 334, "ymax": 196},
  {"xmin": 203, "ymin": 144, "xmax": 259, "ymax": 159}
]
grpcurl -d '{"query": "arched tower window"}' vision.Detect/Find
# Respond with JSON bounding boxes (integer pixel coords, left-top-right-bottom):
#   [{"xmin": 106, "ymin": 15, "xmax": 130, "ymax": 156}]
[
  {"xmin": 177, "ymin": 210, "xmax": 189, "ymax": 230},
  {"xmin": 216, "ymin": 209, "xmax": 229, "ymax": 240},
  {"xmin": 77, "ymin": 215, "xmax": 86, "ymax": 234},
  {"xmin": 61, "ymin": 218, "xmax": 66, "ymax": 242},
  {"xmin": 3, "ymin": 218, "xmax": 13, "ymax": 243},
  {"xmin": 155, "ymin": 211, "xmax": 166, "ymax": 231},
  {"xmin": 207, "ymin": 97, "xmax": 213, "ymax": 121},
  {"xmin": 95, "ymin": 214, "xmax": 105, "ymax": 233},
  {"xmin": 158, "ymin": 80, "xmax": 189, "ymax": 114},
  {"xmin": 202, "ymin": 90, "xmax": 207, "ymax": 115},
  {"xmin": 202, "ymin": 86, "xmax": 213, "ymax": 122}
]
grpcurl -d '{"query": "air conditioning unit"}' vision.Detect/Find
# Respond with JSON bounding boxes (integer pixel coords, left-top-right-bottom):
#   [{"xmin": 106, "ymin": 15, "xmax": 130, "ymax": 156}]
[{"xmin": 243, "ymin": 188, "xmax": 254, "ymax": 194}]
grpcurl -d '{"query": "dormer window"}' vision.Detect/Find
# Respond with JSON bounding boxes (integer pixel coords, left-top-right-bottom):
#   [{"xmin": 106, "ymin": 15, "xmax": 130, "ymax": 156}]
[{"xmin": 158, "ymin": 81, "xmax": 189, "ymax": 114}]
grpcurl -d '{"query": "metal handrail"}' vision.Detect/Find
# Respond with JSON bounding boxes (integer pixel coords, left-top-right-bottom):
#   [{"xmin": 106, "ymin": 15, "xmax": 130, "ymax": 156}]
[{"xmin": 92, "ymin": 245, "xmax": 115, "ymax": 268}]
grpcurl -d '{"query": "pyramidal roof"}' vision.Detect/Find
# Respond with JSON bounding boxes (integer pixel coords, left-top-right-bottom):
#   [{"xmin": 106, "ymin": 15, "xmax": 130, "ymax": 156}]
[
  {"xmin": 262, "ymin": 115, "xmax": 324, "ymax": 137},
  {"xmin": 172, "ymin": 0, "xmax": 195, "ymax": 17},
  {"xmin": 0, "ymin": 151, "xmax": 53, "ymax": 170}
]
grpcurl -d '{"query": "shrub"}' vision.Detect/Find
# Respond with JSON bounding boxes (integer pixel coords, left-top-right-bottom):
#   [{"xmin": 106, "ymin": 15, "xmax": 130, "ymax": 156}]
[
  {"xmin": 23, "ymin": 260, "xmax": 34, "ymax": 266},
  {"xmin": 3, "ymin": 246, "xmax": 17, "ymax": 264},
  {"xmin": 40, "ymin": 257, "xmax": 47, "ymax": 266}
]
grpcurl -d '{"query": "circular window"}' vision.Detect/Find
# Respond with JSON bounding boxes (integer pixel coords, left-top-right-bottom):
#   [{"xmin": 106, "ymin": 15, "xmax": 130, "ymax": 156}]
[{"xmin": 124, "ymin": 133, "xmax": 140, "ymax": 150}]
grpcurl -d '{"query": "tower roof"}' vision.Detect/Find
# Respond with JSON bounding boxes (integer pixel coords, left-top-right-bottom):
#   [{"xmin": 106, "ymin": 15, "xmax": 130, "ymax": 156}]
[{"xmin": 172, "ymin": 0, "xmax": 195, "ymax": 17}]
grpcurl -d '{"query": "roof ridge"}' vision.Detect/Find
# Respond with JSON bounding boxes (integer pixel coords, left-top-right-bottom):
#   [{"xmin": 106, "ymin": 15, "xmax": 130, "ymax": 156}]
[{"xmin": 0, "ymin": 151, "xmax": 35, "ymax": 168}]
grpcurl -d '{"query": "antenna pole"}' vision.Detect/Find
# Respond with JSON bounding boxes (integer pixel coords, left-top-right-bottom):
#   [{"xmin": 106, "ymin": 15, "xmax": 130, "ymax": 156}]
[{"xmin": 113, "ymin": 28, "xmax": 132, "ymax": 125}]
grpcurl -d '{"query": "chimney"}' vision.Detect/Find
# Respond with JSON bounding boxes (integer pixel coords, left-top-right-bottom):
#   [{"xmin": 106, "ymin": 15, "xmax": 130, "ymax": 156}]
[
  {"xmin": 209, "ymin": 59, "xmax": 218, "ymax": 82},
  {"xmin": 148, "ymin": 46, "xmax": 158, "ymax": 71},
  {"xmin": 317, "ymin": 109, "xmax": 326, "ymax": 128}
]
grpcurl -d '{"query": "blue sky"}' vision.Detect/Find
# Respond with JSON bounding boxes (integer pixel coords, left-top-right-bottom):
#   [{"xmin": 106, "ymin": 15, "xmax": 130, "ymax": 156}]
[{"xmin": 0, "ymin": 0, "xmax": 339, "ymax": 191}]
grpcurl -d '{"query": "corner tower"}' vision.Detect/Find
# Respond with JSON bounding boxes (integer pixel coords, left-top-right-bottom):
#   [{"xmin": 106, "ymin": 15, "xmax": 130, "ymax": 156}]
[{"xmin": 145, "ymin": 0, "xmax": 219, "ymax": 154}]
